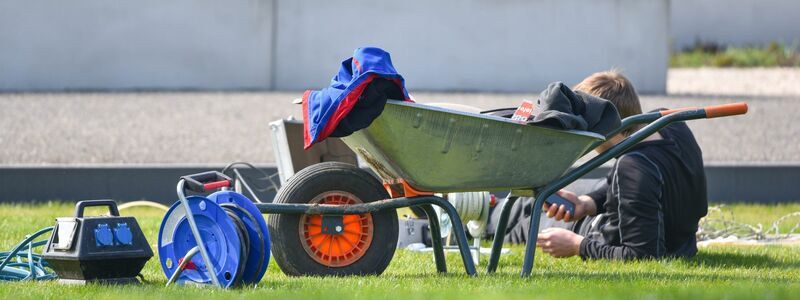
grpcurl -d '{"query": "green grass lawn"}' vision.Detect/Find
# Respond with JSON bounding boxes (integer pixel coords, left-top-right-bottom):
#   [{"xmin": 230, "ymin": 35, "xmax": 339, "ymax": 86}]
[{"xmin": 1, "ymin": 203, "xmax": 798, "ymax": 299}]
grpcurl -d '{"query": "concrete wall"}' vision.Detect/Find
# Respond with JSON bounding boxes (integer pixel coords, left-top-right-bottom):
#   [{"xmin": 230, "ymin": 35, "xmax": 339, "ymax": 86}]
[
  {"xmin": 0, "ymin": 0, "xmax": 275, "ymax": 90},
  {"xmin": 671, "ymin": 0, "xmax": 800, "ymax": 50},
  {"xmin": 0, "ymin": 0, "xmax": 668, "ymax": 93},
  {"xmin": 274, "ymin": 0, "xmax": 669, "ymax": 93}
]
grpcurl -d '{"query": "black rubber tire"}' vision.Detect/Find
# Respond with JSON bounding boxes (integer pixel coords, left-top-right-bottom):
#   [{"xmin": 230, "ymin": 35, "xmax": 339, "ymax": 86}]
[{"xmin": 268, "ymin": 162, "xmax": 398, "ymax": 276}]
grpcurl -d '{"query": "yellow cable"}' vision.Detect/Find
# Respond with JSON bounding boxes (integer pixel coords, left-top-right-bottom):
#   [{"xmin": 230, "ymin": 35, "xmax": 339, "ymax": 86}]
[{"xmin": 118, "ymin": 201, "xmax": 169, "ymax": 212}]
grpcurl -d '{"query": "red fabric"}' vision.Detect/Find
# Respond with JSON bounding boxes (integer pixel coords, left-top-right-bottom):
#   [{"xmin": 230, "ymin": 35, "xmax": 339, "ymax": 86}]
[
  {"xmin": 353, "ymin": 57, "xmax": 363, "ymax": 72},
  {"xmin": 302, "ymin": 90, "xmax": 313, "ymax": 148},
  {"xmin": 313, "ymin": 74, "xmax": 379, "ymax": 148},
  {"xmin": 178, "ymin": 257, "xmax": 197, "ymax": 270},
  {"xmin": 303, "ymin": 75, "xmax": 410, "ymax": 150}
]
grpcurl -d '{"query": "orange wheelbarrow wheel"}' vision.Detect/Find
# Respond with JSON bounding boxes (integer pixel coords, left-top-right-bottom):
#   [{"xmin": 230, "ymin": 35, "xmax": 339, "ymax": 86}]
[{"xmin": 268, "ymin": 162, "xmax": 398, "ymax": 276}]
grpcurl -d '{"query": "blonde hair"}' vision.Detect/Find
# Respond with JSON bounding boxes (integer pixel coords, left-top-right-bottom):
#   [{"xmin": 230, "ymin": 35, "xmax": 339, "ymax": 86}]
[{"xmin": 574, "ymin": 70, "xmax": 642, "ymax": 136}]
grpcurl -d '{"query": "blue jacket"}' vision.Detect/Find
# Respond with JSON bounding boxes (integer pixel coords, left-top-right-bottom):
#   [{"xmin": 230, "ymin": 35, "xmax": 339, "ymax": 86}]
[{"xmin": 303, "ymin": 47, "xmax": 410, "ymax": 149}]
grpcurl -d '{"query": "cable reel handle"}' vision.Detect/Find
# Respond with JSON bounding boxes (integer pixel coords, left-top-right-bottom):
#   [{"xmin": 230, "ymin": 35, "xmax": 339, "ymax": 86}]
[
  {"xmin": 74, "ymin": 199, "xmax": 120, "ymax": 217},
  {"xmin": 181, "ymin": 171, "xmax": 232, "ymax": 193}
]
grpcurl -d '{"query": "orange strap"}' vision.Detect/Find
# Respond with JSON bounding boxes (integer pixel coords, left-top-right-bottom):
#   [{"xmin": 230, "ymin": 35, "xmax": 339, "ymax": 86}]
[{"xmin": 383, "ymin": 179, "xmax": 433, "ymax": 198}]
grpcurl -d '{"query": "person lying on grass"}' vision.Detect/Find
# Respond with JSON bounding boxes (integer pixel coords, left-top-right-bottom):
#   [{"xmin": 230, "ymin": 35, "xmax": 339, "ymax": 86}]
[
  {"xmin": 491, "ymin": 71, "xmax": 708, "ymax": 260},
  {"xmin": 541, "ymin": 71, "xmax": 708, "ymax": 259}
]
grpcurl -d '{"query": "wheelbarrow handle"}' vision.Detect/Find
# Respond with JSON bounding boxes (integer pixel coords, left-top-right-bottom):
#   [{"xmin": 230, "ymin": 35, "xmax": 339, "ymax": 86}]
[{"xmin": 660, "ymin": 102, "xmax": 748, "ymax": 118}]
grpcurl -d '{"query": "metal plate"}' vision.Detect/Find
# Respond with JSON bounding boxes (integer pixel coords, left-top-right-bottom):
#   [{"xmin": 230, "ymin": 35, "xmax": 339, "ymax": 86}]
[
  {"xmin": 158, "ymin": 196, "xmax": 241, "ymax": 288},
  {"xmin": 53, "ymin": 218, "xmax": 78, "ymax": 250},
  {"xmin": 207, "ymin": 191, "xmax": 270, "ymax": 284},
  {"xmin": 341, "ymin": 100, "xmax": 604, "ymax": 192}
]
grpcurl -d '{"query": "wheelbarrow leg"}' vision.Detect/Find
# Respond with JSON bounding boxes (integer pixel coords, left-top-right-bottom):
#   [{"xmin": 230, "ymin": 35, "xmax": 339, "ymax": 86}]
[
  {"xmin": 521, "ymin": 191, "xmax": 553, "ymax": 277},
  {"xmin": 430, "ymin": 199, "xmax": 477, "ymax": 276},
  {"xmin": 486, "ymin": 196, "xmax": 518, "ymax": 273},
  {"xmin": 419, "ymin": 204, "xmax": 447, "ymax": 273}
]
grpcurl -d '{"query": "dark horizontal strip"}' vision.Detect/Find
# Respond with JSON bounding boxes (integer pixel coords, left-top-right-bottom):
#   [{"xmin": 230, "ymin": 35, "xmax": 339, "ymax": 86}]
[{"xmin": 0, "ymin": 163, "xmax": 798, "ymax": 204}]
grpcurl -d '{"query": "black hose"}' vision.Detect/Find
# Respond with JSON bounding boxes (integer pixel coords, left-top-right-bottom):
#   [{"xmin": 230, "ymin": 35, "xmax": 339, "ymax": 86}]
[
  {"xmin": 220, "ymin": 203, "xmax": 266, "ymax": 285},
  {"xmin": 223, "ymin": 208, "xmax": 249, "ymax": 286}
]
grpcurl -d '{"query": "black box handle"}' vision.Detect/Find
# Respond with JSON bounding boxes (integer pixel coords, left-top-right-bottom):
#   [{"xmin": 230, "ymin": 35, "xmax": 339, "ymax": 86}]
[{"xmin": 74, "ymin": 200, "xmax": 120, "ymax": 217}]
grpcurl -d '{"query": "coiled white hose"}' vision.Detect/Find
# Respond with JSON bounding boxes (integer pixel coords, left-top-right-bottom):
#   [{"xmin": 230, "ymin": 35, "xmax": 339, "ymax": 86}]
[{"xmin": 435, "ymin": 191, "xmax": 492, "ymax": 238}]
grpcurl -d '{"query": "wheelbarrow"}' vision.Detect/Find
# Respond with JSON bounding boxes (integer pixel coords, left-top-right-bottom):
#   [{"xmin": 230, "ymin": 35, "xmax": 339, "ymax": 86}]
[{"xmin": 252, "ymin": 100, "xmax": 748, "ymax": 277}]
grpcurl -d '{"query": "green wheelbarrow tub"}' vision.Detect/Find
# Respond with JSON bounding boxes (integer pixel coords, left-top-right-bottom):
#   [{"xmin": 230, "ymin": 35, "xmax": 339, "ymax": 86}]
[{"xmin": 341, "ymin": 100, "xmax": 604, "ymax": 193}]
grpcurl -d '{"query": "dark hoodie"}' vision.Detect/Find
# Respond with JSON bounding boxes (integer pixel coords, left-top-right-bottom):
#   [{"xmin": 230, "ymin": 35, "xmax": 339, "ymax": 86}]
[
  {"xmin": 531, "ymin": 82, "xmax": 621, "ymax": 136},
  {"xmin": 580, "ymin": 117, "xmax": 707, "ymax": 259}
]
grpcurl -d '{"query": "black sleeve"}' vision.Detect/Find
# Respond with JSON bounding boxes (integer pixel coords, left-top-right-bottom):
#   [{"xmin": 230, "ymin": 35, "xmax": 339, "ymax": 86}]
[
  {"xmin": 579, "ymin": 154, "xmax": 666, "ymax": 260},
  {"xmin": 584, "ymin": 180, "xmax": 608, "ymax": 214}
]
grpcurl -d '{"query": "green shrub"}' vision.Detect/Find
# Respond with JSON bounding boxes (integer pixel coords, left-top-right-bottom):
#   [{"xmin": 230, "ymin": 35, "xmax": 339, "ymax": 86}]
[{"xmin": 671, "ymin": 41, "xmax": 800, "ymax": 68}]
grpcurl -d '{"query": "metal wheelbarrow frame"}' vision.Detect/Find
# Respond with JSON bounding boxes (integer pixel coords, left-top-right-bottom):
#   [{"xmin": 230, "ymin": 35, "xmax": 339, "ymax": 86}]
[
  {"xmin": 254, "ymin": 100, "xmax": 748, "ymax": 278},
  {"xmin": 486, "ymin": 102, "xmax": 749, "ymax": 276}
]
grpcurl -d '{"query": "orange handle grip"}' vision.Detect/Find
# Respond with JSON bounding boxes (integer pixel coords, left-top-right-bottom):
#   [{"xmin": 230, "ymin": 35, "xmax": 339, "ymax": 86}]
[
  {"xmin": 704, "ymin": 102, "xmax": 748, "ymax": 118},
  {"xmin": 660, "ymin": 102, "xmax": 748, "ymax": 118}
]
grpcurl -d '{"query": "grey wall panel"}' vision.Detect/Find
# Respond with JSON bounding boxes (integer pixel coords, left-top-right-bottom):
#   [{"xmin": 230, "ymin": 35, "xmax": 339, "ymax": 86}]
[
  {"xmin": 566, "ymin": 163, "xmax": 800, "ymax": 203},
  {"xmin": 0, "ymin": 165, "xmax": 276, "ymax": 204},
  {"xmin": 703, "ymin": 163, "xmax": 800, "ymax": 203},
  {"xmin": 0, "ymin": 0, "xmax": 274, "ymax": 91},
  {"xmin": 0, "ymin": 0, "xmax": 667, "ymax": 92},
  {"xmin": 1, "ymin": 164, "xmax": 797, "ymax": 204},
  {"xmin": 275, "ymin": 0, "xmax": 668, "ymax": 93}
]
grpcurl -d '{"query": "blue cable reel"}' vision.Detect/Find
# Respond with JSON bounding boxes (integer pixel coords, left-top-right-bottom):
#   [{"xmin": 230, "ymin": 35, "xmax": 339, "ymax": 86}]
[
  {"xmin": 158, "ymin": 192, "xmax": 270, "ymax": 287},
  {"xmin": 207, "ymin": 191, "xmax": 270, "ymax": 284}
]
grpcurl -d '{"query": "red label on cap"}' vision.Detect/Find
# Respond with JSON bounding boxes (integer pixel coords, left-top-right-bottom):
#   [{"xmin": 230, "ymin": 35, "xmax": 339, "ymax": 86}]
[{"xmin": 511, "ymin": 100, "xmax": 535, "ymax": 123}]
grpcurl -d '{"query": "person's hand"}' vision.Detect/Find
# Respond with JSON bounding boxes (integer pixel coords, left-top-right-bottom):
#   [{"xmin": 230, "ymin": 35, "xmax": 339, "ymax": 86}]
[
  {"xmin": 536, "ymin": 228, "xmax": 584, "ymax": 258},
  {"xmin": 542, "ymin": 190, "xmax": 597, "ymax": 222}
]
